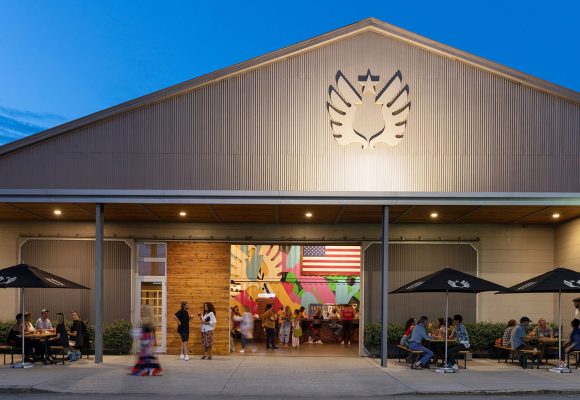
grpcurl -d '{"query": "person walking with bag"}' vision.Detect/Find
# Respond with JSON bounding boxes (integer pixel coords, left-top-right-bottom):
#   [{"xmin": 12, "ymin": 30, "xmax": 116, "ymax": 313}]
[
  {"xmin": 173, "ymin": 301, "xmax": 193, "ymax": 361},
  {"xmin": 199, "ymin": 302, "xmax": 217, "ymax": 360}
]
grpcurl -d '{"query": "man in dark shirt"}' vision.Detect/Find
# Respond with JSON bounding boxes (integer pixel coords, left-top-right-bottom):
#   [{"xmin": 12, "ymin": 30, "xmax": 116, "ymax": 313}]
[{"xmin": 173, "ymin": 301, "xmax": 192, "ymax": 360}]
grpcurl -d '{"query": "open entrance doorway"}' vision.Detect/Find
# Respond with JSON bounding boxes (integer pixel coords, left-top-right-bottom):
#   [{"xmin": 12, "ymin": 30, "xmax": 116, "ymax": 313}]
[{"xmin": 229, "ymin": 244, "xmax": 361, "ymax": 356}]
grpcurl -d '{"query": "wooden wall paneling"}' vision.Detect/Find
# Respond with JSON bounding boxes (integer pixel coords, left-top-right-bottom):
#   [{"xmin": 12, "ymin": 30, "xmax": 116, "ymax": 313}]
[{"xmin": 166, "ymin": 242, "xmax": 231, "ymax": 355}]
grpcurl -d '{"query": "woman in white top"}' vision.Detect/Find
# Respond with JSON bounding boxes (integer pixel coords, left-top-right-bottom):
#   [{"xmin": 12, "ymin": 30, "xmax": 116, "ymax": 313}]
[{"xmin": 199, "ymin": 302, "xmax": 217, "ymax": 360}]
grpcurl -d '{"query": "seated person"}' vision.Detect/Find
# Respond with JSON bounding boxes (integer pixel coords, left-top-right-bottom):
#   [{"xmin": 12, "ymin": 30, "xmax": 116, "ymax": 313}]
[
  {"xmin": 511, "ymin": 316, "xmax": 538, "ymax": 368},
  {"xmin": 35, "ymin": 309, "xmax": 54, "ymax": 331},
  {"xmin": 408, "ymin": 316, "xmax": 434, "ymax": 369},
  {"xmin": 49, "ymin": 312, "xmax": 80, "ymax": 361},
  {"xmin": 447, "ymin": 314, "xmax": 470, "ymax": 369},
  {"xmin": 69, "ymin": 310, "xmax": 88, "ymax": 354},
  {"xmin": 328, "ymin": 308, "xmax": 342, "ymax": 339},
  {"xmin": 501, "ymin": 319, "xmax": 517, "ymax": 348},
  {"xmin": 23, "ymin": 312, "xmax": 36, "ymax": 333},
  {"xmin": 559, "ymin": 318, "xmax": 580, "ymax": 368},
  {"xmin": 7, "ymin": 313, "xmax": 34, "ymax": 361},
  {"xmin": 311, "ymin": 309, "xmax": 323, "ymax": 344},
  {"xmin": 531, "ymin": 318, "xmax": 554, "ymax": 338}
]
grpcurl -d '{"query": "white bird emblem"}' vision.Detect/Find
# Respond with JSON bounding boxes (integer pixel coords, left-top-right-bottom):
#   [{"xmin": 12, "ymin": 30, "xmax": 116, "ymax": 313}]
[{"xmin": 327, "ymin": 69, "xmax": 411, "ymax": 149}]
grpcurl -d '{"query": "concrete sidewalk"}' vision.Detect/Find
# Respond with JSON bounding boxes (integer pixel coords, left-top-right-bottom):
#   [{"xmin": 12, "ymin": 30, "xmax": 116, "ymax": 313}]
[{"xmin": 2, "ymin": 355, "xmax": 580, "ymax": 396}]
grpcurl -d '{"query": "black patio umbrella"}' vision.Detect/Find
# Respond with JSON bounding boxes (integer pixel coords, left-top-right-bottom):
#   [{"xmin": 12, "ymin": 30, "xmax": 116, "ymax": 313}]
[
  {"xmin": 390, "ymin": 266, "xmax": 507, "ymax": 373},
  {"xmin": 0, "ymin": 264, "xmax": 89, "ymax": 368},
  {"xmin": 497, "ymin": 267, "xmax": 580, "ymax": 373}
]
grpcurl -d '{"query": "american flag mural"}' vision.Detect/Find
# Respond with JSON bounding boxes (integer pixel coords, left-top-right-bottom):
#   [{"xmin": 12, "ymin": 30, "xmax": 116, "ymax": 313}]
[{"xmin": 301, "ymin": 245, "xmax": 361, "ymax": 276}]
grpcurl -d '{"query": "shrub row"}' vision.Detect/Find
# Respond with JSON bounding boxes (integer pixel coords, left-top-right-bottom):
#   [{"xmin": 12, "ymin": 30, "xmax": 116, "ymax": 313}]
[{"xmin": 0, "ymin": 319, "xmax": 132, "ymax": 354}]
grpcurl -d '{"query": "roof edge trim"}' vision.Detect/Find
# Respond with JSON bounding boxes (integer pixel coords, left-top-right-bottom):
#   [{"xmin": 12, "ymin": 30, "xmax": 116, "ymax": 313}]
[{"xmin": 1, "ymin": 17, "xmax": 578, "ymax": 157}]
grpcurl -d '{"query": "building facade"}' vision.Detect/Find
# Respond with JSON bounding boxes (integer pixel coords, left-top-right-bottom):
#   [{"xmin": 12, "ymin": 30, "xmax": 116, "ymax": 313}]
[{"xmin": 0, "ymin": 19, "xmax": 579, "ymax": 363}]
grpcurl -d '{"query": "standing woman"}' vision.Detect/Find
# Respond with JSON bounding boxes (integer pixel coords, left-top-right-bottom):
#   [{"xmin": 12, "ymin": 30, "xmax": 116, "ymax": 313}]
[
  {"xmin": 291, "ymin": 309, "xmax": 303, "ymax": 349},
  {"xmin": 199, "ymin": 302, "xmax": 217, "ymax": 360},
  {"xmin": 173, "ymin": 301, "xmax": 193, "ymax": 361},
  {"xmin": 278, "ymin": 306, "xmax": 292, "ymax": 347}
]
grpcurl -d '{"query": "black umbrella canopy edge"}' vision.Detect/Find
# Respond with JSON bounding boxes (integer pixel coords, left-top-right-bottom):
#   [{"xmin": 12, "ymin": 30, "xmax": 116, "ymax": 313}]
[
  {"xmin": 389, "ymin": 266, "xmax": 507, "ymax": 294},
  {"xmin": 496, "ymin": 267, "xmax": 580, "ymax": 294},
  {"xmin": 0, "ymin": 264, "xmax": 90, "ymax": 289}
]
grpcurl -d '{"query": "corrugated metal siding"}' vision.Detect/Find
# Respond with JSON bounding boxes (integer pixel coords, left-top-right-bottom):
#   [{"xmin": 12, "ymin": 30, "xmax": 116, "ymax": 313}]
[
  {"xmin": 0, "ymin": 31, "xmax": 578, "ymax": 192},
  {"xmin": 363, "ymin": 243, "xmax": 477, "ymax": 325},
  {"xmin": 21, "ymin": 239, "xmax": 131, "ymax": 323}
]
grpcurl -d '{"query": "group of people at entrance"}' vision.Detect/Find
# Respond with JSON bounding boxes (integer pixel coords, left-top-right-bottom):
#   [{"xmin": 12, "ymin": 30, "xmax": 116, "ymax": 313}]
[
  {"xmin": 229, "ymin": 303, "xmax": 356, "ymax": 352},
  {"xmin": 400, "ymin": 314, "xmax": 469, "ymax": 370},
  {"xmin": 7, "ymin": 309, "xmax": 88, "ymax": 364}
]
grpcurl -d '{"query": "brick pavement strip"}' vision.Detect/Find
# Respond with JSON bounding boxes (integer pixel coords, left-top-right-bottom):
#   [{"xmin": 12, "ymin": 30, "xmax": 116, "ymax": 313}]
[{"xmin": 2, "ymin": 356, "xmax": 580, "ymax": 396}]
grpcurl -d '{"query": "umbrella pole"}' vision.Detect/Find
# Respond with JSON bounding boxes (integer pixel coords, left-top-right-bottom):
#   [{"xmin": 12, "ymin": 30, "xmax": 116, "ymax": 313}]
[
  {"xmin": 550, "ymin": 289, "xmax": 570, "ymax": 373},
  {"xmin": 436, "ymin": 290, "xmax": 454, "ymax": 373},
  {"xmin": 21, "ymin": 288, "xmax": 25, "ymax": 366}
]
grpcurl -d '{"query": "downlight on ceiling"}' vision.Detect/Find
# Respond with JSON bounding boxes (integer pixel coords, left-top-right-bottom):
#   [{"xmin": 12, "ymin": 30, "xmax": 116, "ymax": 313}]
[
  {"xmin": 179, "ymin": 211, "xmax": 187, "ymax": 217},
  {"xmin": 305, "ymin": 212, "xmax": 313, "ymax": 218},
  {"xmin": 53, "ymin": 209, "xmax": 62, "ymax": 216},
  {"xmin": 552, "ymin": 213, "xmax": 561, "ymax": 219},
  {"xmin": 430, "ymin": 212, "xmax": 438, "ymax": 219}
]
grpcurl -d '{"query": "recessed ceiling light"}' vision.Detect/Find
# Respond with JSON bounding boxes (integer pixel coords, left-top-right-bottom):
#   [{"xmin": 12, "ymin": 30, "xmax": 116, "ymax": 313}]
[
  {"xmin": 552, "ymin": 213, "xmax": 560, "ymax": 219},
  {"xmin": 430, "ymin": 212, "xmax": 438, "ymax": 218},
  {"xmin": 54, "ymin": 209, "xmax": 62, "ymax": 216},
  {"xmin": 179, "ymin": 211, "xmax": 187, "ymax": 217},
  {"xmin": 305, "ymin": 212, "xmax": 313, "ymax": 218}
]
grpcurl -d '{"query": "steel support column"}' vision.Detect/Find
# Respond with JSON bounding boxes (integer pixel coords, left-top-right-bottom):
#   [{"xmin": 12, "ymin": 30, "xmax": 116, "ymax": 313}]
[
  {"xmin": 381, "ymin": 206, "xmax": 389, "ymax": 367},
  {"xmin": 95, "ymin": 204, "xmax": 104, "ymax": 363}
]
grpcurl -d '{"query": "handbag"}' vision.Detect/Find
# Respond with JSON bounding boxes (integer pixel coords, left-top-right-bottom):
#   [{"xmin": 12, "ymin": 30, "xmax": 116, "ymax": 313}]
[{"xmin": 293, "ymin": 326, "xmax": 302, "ymax": 337}]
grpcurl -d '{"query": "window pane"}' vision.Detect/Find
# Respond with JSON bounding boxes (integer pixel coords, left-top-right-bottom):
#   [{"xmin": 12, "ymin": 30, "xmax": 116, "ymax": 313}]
[
  {"xmin": 137, "ymin": 261, "xmax": 166, "ymax": 276},
  {"xmin": 138, "ymin": 243, "xmax": 167, "ymax": 260}
]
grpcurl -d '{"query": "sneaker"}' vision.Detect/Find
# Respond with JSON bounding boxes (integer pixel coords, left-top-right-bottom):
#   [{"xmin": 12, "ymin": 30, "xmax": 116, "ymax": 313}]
[
  {"xmin": 179, "ymin": 354, "xmax": 185, "ymax": 360},
  {"xmin": 184, "ymin": 355, "xmax": 189, "ymax": 361},
  {"xmin": 452, "ymin": 364, "xmax": 459, "ymax": 370},
  {"xmin": 239, "ymin": 349, "xmax": 245, "ymax": 353},
  {"xmin": 348, "ymin": 341, "xmax": 351, "ymax": 345},
  {"xmin": 412, "ymin": 362, "xmax": 423, "ymax": 370},
  {"xmin": 340, "ymin": 341, "xmax": 345, "ymax": 345}
]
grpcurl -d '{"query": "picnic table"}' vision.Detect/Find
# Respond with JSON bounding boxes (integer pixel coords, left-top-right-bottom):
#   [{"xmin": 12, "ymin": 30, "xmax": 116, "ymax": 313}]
[{"xmin": 20, "ymin": 330, "xmax": 57, "ymax": 364}]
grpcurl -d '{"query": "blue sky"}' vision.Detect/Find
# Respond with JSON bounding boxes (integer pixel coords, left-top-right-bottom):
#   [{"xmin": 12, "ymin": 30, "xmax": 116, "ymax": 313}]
[{"xmin": 0, "ymin": 1, "xmax": 578, "ymax": 145}]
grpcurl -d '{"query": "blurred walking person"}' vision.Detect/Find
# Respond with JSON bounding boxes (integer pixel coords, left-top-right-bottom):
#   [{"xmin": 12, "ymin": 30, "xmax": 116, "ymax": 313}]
[
  {"xmin": 238, "ymin": 311, "xmax": 257, "ymax": 353},
  {"xmin": 131, "ymin": 305, "xmax": 163, "ymax": 376}
]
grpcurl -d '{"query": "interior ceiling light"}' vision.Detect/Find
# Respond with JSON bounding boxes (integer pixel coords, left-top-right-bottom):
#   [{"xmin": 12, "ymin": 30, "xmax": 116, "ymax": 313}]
[
  {"xmin": 53, "ymin": 209, "xmax": 62, "ymax": 215},
  {"xmin": 179, "ymin": 211, "xmax": 187, "ymax": 217},
  {"xmin": 430, "ymin": 212, "xmax": 438, "ymax": 218},
  {"xmin": 552, "ymin": 213, "xmax": 560, "ymax": 219},
  {"xmin": 305, "ymin": 212, "xmax": 313, "ymax": 218}
]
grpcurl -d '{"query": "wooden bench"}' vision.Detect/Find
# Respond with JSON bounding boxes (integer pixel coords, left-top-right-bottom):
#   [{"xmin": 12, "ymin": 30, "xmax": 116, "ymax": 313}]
[
  {"xmin": 397, "ymin": 344, "xmax": 423, "ymax": 364},
  {"xmin": 0, "ymin": 344, "xmax": 14, "ymax": 365},
  {"xmin": 567, "ymin": 350, "xmax": 580, "ymax": 369},
  {"xmin": 494, "ymin": 344, "xmax": 516, "ymax": 363},
  {"xmin": 456, "ymin": 350, "xmax": 470, "ymax": 369},
  {"xmin": 49, "ymin": 345, "xmax": 67, "ymax": 365},
  {"xmin": 494, "ymin": 344, "xmax": 538, "ymax": 368}
]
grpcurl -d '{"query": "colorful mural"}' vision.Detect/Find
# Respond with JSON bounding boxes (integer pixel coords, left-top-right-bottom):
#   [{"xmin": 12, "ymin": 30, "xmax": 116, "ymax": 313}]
[{"xmin": 230, "ymin": 244, "xmax": 360, "ymax": 314}]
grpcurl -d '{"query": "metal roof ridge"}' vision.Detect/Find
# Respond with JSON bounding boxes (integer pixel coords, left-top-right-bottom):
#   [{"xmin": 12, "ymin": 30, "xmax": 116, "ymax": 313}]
[{"xmin": 1, "ymin": 17, "xmax": 578, "ymax": 157}]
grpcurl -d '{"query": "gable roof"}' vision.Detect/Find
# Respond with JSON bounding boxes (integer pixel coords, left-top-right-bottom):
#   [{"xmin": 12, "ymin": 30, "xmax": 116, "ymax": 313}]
[{"xmin": 1, "ymin": 17, "xmax": 579, "ymax": 157}]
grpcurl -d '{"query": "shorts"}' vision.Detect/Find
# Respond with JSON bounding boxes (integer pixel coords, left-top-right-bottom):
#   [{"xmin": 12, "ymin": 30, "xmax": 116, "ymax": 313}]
[{"xmin": 178, "ymin": 330, "xmax": 189, "ymax": 342}]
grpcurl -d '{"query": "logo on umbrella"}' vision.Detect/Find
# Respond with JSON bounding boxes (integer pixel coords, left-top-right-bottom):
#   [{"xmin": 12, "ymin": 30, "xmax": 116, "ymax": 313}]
[
  {"xmin": 448, "ymin": 280, "xmax": 470, "ymax": 289},
  {"xmin": 564, "ymin": 280, "xmax": 580, "ymax": 288},
  {"xmin": 0, "ymin": 276, "xmax": 17, "ymax": 284},
  {"xmin": 44, "ymin": 277, "xmax": 65, "ymax": 286},
  {"xmin": 517, "ymin": 282, "xmax": 536, "ymax": 290},
  {"xmin": 405, "ymin": 281, "xmax": 424, "ymax": 290}
]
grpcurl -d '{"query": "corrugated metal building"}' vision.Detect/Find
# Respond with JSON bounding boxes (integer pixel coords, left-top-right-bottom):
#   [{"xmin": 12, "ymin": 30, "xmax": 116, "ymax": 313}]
[{"xmin": 0, "ymin": 18, "xmax": 579, "ymax": 364}]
